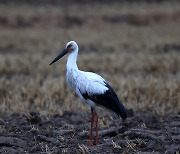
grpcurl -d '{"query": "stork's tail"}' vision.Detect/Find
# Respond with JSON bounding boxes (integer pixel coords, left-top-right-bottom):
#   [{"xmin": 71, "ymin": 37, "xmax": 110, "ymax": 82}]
[{"xmin": 117, "ymin": 100, "xmax": 127, "ymax": 120}]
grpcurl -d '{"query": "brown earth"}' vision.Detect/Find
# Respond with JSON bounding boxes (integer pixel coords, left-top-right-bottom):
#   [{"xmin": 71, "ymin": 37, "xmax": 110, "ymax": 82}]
[{"xmin": 0, "ymin": 110, "xmax": 179, "ymax": 153}]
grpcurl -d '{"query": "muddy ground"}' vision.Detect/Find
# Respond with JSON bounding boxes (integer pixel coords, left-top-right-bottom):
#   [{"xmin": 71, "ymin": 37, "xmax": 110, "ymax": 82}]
[{"xmin": 0, "ymin": 110, "xmax": 179, "ymax": 153}]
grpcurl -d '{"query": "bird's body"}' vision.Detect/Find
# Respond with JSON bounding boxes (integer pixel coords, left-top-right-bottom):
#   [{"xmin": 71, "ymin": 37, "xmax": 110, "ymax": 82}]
[
  {"xmin": 50, "ymin": 41, "xmax": 127, "ymax": 146},
  {"xmin": 67, "ymin": 70, "xmax": 107, "ymax": 107}
]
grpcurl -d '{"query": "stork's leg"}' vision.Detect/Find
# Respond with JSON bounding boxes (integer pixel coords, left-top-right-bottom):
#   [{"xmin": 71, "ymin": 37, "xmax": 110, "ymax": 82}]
[
  {"xmin": 89, "ymin": 108, "xmax": 94, "ymax": 146},
  {"xmin": 94, "ymin": 110, "xmax": 98, "ymax": 145}
]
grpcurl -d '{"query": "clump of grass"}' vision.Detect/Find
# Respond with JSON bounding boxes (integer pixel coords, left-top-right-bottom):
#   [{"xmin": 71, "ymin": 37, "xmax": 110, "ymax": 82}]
[{"xmin": 0, "ymin": 3, "xmax": 180, "ymax": 115}]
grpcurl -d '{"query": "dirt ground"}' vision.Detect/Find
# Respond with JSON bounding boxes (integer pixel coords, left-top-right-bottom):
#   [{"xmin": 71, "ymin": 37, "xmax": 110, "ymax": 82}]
[
  {"xmin": 0, "ymin": 0, "xmax": 180, "ymax": 153},
  {"xmin": 0, "ymin": 110, "xmax": 179, "ymax": 153}
]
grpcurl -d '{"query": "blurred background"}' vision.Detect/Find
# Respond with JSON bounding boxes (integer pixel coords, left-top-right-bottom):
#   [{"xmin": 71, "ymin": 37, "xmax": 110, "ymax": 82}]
[{"xmin": 0, "ymin": 0, "xmax": 180, "ymax": 115}]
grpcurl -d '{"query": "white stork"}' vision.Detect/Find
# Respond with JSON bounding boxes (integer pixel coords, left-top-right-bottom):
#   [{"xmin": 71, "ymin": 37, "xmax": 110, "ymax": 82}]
[{"xmin": 49, "ymin": 41, "xmax": 127, "ymax": 146}]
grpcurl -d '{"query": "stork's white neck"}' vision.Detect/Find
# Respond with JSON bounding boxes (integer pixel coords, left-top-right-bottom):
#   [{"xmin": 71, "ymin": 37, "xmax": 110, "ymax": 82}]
[
  {"xmin": 66, "ymin": 48, "xmax": 79, "ymax": 89},
  {"xmin": 66, "ymin": 48, "xmax": 79, "ymax": 71}
]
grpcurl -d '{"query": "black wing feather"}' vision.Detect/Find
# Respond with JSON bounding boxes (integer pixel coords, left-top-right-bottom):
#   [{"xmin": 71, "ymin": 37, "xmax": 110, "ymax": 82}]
[{"xmin": 80, "ymin": 82, "xmax": 127, "ymax": 120}]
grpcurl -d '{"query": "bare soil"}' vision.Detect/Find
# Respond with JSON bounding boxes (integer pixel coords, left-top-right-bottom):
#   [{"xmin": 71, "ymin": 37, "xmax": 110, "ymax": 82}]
[{"xmin": 0, "ymin": 110, "xmax": 179, "ymax": 153}]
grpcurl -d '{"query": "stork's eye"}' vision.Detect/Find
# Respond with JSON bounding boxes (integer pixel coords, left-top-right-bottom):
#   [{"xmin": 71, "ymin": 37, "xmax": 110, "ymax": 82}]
[{"xmin": 67, "ymin": 44, "xmax": 73, "ymax": 49}]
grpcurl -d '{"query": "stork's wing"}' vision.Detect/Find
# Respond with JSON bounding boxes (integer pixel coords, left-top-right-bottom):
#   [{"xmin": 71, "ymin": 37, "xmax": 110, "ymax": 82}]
[{"xmin": 77, "ymin": 72, "xmax": 127, "ymax": 120}]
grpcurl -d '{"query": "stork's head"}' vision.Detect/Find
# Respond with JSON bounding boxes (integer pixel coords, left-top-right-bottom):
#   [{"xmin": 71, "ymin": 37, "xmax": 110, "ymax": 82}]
[{"xmin": 49, "ymin": 41, "xmax": 78, "ymax": 65}]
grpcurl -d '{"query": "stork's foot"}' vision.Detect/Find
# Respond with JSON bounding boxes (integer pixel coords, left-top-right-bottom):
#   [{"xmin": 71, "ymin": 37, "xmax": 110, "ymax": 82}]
[{"xmin": 89, "ymin": 141, "xmax": 93, "ymax": 146}]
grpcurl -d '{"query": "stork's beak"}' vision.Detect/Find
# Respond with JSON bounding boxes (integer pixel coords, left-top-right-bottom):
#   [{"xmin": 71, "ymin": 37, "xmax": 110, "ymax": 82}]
[{"xmin": 49, "ymin": 49, "xmax": 68, "ymax": 65}]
